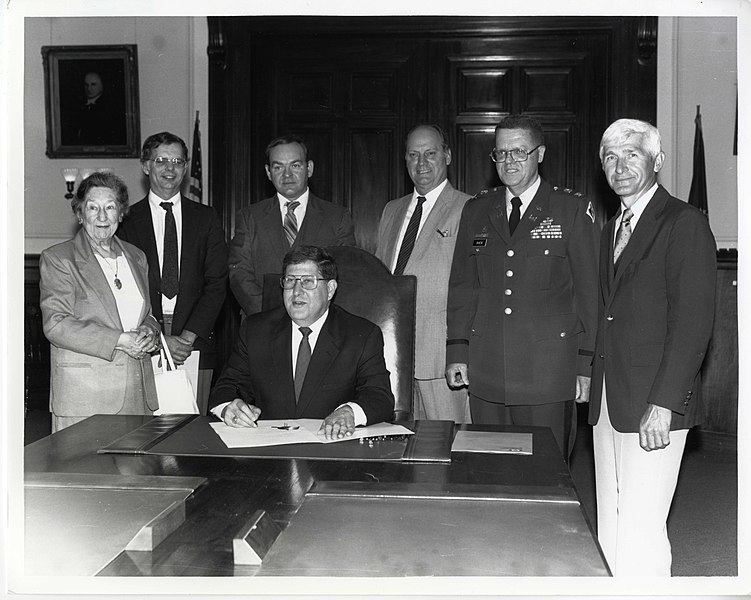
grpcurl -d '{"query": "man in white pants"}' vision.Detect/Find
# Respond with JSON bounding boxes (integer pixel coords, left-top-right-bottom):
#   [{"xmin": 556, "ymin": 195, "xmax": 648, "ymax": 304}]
[{"xmin": 587, "ymin": 119, "xmax": 716, "ymax": 576}]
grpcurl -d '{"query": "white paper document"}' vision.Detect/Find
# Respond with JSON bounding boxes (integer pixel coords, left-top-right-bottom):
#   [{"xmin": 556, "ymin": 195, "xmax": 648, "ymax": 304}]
[
  {"xmin": 210, "ymin": 419, "xmax": 414, "ymax": 448},
  {"xmin": 451, "ymin": 430, "xmax": 533, "ymax": 455}
]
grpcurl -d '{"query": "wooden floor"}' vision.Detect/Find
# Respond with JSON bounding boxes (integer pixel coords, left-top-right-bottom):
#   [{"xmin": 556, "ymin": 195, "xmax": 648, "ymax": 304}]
[{"xmin": 24, "ymin": 406, "xmax": 738, "ymax": 577}]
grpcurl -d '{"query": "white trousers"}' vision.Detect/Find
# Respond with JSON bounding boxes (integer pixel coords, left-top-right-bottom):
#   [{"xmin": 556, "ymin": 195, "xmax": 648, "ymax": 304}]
[{"xmin": 593, "ymin": 382, "xmax": 687, "ymax": 576}]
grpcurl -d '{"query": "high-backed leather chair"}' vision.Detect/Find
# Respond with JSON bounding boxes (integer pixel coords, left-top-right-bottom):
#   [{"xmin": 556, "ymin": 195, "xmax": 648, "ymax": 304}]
[{"xmin": 262, "ymin": 246, "xmax": 416, "ymax": 421}]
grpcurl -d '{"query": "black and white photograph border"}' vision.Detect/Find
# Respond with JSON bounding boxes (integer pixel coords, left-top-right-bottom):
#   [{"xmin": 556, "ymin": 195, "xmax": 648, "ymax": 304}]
[{"xmin": 1, "ymin": 0, "xmax": 748, "ymax": 598}]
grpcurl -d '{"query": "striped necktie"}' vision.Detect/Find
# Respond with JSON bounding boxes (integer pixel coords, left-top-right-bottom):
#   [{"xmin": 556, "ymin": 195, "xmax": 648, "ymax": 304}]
[{"xmin": 284, "ymin": 200, "xmax": 300, "ymax": 247}]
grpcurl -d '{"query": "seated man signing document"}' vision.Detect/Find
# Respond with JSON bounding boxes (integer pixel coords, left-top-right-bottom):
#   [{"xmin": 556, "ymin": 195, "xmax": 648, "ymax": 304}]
[{"xmin": 209, "ymin": 246, "xmax": 395, "ymax": 439}]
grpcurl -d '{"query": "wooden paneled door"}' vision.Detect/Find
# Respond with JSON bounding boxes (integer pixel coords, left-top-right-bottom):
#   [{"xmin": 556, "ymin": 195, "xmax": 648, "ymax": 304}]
[
  {"xmin": 209, "ymin": 17, "xmax": 657, "ymax": 252},
  {"xmin": 248, "ymin": 37, "xmax": 424, "ymax": 251}
]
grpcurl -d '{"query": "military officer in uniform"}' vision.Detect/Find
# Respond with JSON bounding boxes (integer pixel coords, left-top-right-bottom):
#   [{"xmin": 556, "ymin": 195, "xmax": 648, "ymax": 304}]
[{"xmin": 445, "ymin": 115, "xmax": 600, "ymax": 458}]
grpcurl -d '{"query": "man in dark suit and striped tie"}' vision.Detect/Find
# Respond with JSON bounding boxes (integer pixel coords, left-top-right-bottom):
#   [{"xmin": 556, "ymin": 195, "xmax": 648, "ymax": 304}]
[{"xmin": 228, "ymin": 135, "xmax": 356, "ymax": 317}]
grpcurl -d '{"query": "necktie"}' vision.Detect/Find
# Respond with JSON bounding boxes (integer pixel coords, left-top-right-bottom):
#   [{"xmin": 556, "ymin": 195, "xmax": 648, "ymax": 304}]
[
  {"xmin": 294, "ymin": 326, "xmax": 312, "ymax": 402},
  {"xmin": 284, "ymin": 200, "xmax": 300, "ymax": 247},
  {"xmin": 613, "ymin": 207, "xmax": 634, "ymax": 266},
  {"xmin": 509, "ymin": 196, "xmax": 522, "ymax": 235},
  {"xmin": 160, "ymin": 202, "xmax": 179, "ymax": 299},
  {"xmin": 393, "ymin": 196, "xmax": 426, "ymax": 276}
]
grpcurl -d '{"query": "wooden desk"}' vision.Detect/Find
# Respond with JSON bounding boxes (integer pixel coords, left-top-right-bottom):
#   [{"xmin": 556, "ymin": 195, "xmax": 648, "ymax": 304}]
[{"xmin": 23, "ymin": 415, "xmax": 609, "ymax": 577}]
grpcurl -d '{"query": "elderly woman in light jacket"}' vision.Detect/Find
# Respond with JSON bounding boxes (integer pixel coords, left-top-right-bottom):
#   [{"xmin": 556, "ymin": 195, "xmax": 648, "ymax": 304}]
[{"xmin": 40, "ymin": 172, "xmax": 160, "ymax": 432}]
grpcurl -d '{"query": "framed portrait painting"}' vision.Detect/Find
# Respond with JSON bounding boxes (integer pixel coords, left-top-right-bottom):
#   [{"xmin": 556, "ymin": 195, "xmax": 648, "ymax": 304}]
[{"xmin": 42, "ymin": 45, "xmax": 141, "ymax": 158}]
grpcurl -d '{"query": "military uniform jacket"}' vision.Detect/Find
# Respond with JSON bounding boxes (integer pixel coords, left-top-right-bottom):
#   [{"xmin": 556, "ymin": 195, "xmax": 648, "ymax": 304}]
[
  {"xmin": 446, "ymin": 178, "xmax": 600, "ymax": 406},
  {"xmin": 588, "ymin": 185, "xmax": 716, "ymax": 433}
]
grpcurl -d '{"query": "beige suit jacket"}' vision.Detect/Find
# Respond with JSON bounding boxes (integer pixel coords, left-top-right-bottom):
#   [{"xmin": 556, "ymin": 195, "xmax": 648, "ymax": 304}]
[
  {"xmin": 376, "ymin": 181, "xmax": 471, "ymax": 379},
  {"xmin": 40, "ymin": 229, "xmax": 159, "ymax": 417}
]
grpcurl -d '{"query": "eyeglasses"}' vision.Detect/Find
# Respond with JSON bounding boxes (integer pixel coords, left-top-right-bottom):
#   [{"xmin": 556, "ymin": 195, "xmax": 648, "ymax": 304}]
[
  {"xmin": 489, "ymin": 144, "xmax": 542, "ymax": 163},
  {"xmin": 151, "ymin": 156, "xmax": 187, "ymax": 168},
  {"xmin": 280, "ymin": 275, "xmax": 329, "ymax": 290}
]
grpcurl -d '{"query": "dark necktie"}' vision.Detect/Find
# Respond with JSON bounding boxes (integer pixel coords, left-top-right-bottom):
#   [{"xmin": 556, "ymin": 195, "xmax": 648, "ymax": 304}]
[
  {"xmin": 284, "ymin": 200, "xmax": 300, "ymax": 247},
  {"xmin": 160, "ymin": 202, "xmax": 179, "ymax": 299},
  {"xmin": 393, "ymin": 196, "xmax": 426, "ymax": 276},
  {"xmin": 509, "ymin": 196, "xmax": 522, "ymax": 235},
  {"xmin": 613, "ymin": 207, "xmax": 634, "ymax": 266},
  {"xmin": 294, "ymin": 326, "xmax": 312, "ymax": 402}
]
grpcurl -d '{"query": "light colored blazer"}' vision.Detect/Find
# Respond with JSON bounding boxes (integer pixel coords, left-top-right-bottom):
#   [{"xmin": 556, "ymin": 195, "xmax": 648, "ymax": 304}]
[
  {"xmin": 39, "ymin": 228, "xmax": 159, "ymax": 417},
  {"xmin": 376, "ymin": 181, "xmax": 470, "ymax": 379}
]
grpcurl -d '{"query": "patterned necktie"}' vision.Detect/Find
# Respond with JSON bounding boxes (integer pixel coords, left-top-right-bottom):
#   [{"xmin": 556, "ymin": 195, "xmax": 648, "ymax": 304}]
[
  {"xmin": 613, "ymin": 207, "xmax": 634, "ymax": 265},
  {"xmin": 393, "ymin": 196, "xmax": 426, "ymax": 276},
  {"xmin": 509, "ymin": 196, "xmax": 522, "ymax": 235},
  {"xmin": 294, "ymin": 326, "xmax": 312, "ymax": 402},
  {"xmin": 284, "ymin": 200, "xmax": 300, "ymax": 247},
  {"xmin": 160, "ymin": 201, "xmax": 179, "ymax": 299}
]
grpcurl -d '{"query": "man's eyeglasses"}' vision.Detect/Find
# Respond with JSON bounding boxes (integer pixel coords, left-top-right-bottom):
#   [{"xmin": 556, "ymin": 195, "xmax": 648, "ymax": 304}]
[
  {"xmin": 280, "ymin": 275, "xmax": 329, "ymax": 290},
  {"xmin": 489, "ymin": 144, "xmax": 542, "ymax": 163},
  {"xmin": 151, "ymin": 156, "xmax": 187, "ymax": 168}
]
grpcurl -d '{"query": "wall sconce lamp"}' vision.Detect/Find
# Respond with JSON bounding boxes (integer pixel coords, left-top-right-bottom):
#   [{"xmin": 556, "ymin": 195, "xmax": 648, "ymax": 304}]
[
  {"xmin": 60, "ymin": 168, "xmax": 113, "ymax": 199},
  {"xmin": 60, "ymin": 168, "xmax": 79, "ymax": 200}
]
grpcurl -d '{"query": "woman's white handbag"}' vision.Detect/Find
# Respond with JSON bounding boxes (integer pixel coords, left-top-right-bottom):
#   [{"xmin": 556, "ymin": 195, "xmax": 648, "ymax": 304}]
[{"xmin": 153, "ymin": 331, "xmax": 199, "ymax": 415}]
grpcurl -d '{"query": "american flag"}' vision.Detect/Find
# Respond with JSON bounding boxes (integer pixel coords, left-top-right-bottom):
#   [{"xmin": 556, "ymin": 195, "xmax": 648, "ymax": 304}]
[
  {"xmin": 188, "ymin": 111, "xmax": 203, "ymax": 204},
  {"xmin": 688, "ymin": 105, "xmax": 708, "ymax": 217}
]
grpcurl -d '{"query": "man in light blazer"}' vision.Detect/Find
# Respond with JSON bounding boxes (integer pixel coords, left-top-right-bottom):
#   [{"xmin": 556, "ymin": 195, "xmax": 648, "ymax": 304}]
[
  {"xmin": 211, "ymin": 246, "xmax": 394, "ymax": 439},
  {"xmin": 118, "ymin": 131, "xmax": 228, "ymax": 410},
  {"xmin": 376, "ymin": 124, "xmax": 472, "ymax": 422},
  {"xmin": 588, "ymin": 119, "xmax": 716, "ymax": 576},
  {"xmin": 229, "ymin": 134, "xmax": 356, "ymax": 317}
]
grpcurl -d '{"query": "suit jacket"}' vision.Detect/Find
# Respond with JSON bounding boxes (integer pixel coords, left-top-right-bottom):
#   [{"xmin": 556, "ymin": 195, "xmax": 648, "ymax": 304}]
[
  {"xmin": 228, "ymin": 193, "xmax": 356, "ymax": 316},
  {"xmin": 446, "ymin": 178, "xmax": 600, "ymax": 406},
  {"xmin": 117, "ymin": 195, "xmax": 228, "ymax": 368},
  {"xmin": 209, "ymin": 304, "xmax": 395, "ymax": 424},
  {"xmin": 375, "ymin": 181, "xmax": 471, "ymax": 379},
  {"xmin": 588, "ymin": 185, "xmax": 716, "ymax": 432},
  {"xmin": 39, "ymin": 229, "xmax": 159, "ymax": 417}
]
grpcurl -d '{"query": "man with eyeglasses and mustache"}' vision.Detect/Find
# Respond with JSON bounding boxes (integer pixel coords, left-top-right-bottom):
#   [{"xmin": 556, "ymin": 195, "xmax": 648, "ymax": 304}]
[
  {"xmin": 445, "ymin": 115, "xmax": 599, "ymax": 460},
  {"xmin": 118, "ymin": 131, "xmax": 228, "ymax": 412},
  {"xmin": 210, "ymin": 246, "xmax": 394, "ymax": 439}
]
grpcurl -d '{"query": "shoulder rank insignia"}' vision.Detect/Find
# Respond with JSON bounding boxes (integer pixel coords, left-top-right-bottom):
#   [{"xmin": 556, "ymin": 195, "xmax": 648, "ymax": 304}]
[
  {"xmin": 554, "ymin": 186, "xmax": 584, "ymax": 198},
  {"xmin": 586, "ymin": 200, "xmax": 596, "ymax": 223}
]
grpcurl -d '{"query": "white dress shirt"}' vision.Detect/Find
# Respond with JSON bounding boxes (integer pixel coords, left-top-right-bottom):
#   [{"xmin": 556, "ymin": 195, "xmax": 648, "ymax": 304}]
[
  {"xmin": 277, "ymin": 189, "xmax": 310, "ymax": 227},
  {"xmin": 390, "ymin": 178, "xmax": 448, "ymax": 272},
  {"xmin": 93, "ymin": 252, "xmax": 144, "ymax": 331},
  {"xmin": 147, "ymin": 190, "xmax": 183, "ymax": 315},
  {"xmin": 505, "ymin": 175, "xmax": 541, "ymax": 220},
  {"xmin": 612, "ymin": 182, "xmax": 659, "ymax": 243}
]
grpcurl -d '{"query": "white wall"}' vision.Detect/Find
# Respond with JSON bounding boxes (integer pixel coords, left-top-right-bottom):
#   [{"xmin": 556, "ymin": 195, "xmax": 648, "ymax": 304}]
[
  {"xmin": 23, "ymin": 16, "xmax": 209, "ymax": 254},
  {"xmin": 657, "ymin": 16, "xmax": 737, "ymax": 249}
]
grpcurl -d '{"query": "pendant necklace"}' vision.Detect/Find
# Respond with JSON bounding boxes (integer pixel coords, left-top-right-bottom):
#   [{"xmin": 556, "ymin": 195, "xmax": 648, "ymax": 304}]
[{"xmin": 101, "ymin": 254, "xmax": 122, "ymax": 290}]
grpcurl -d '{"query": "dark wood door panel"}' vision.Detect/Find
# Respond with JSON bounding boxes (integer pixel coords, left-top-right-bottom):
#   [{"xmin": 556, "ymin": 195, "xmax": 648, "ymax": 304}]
[
  {"xmin": 208, "ymin": 16, "xmax": 656, "ymax": 366},
  {"xmin": 348, "ymin": 128, "xmax": 397, "ymax": 252}
]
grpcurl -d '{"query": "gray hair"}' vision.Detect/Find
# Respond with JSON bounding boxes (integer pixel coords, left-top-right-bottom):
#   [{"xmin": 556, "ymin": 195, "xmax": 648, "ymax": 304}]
[{"xmin": 599, "ymin": 119, "xmax": 662, "ymax": 162}]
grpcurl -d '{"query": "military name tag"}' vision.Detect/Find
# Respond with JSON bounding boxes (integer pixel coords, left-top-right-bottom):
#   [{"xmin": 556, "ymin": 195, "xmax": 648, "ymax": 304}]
[{"xmin": 473, "ymin": 238, "xmax": 488, "ymax": 247}]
